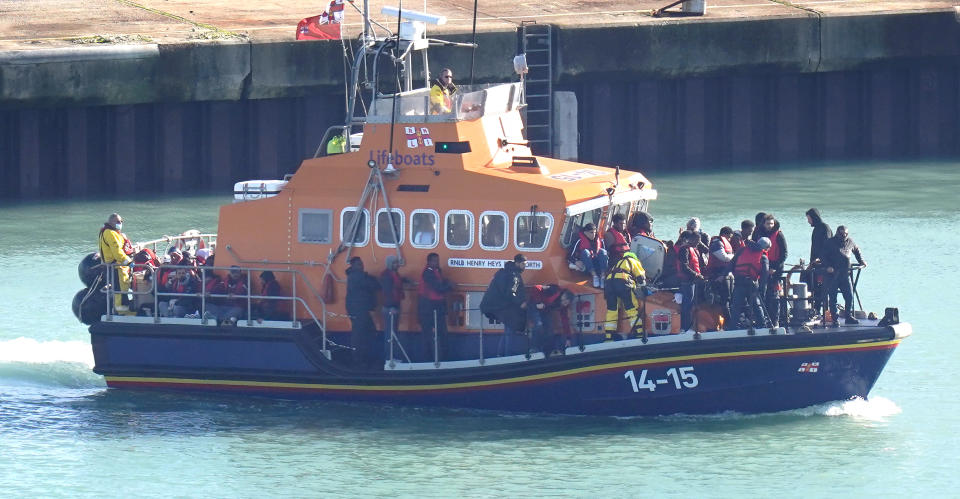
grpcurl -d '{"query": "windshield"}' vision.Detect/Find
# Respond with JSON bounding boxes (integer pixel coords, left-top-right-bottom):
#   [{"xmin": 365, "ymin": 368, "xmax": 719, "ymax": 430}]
[{"xmin": 560, "ymin": 208, "xmax": 603, "ymax": 248}]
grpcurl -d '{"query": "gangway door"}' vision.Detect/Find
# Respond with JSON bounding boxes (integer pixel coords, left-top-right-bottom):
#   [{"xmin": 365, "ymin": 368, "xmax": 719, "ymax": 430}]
[{"xmin": 520, "ymin": 22, "xmax": 553, "ymax": 157}]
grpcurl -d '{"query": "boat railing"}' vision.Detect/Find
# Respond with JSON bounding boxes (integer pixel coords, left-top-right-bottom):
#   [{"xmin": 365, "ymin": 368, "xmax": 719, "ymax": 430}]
[
  {"xmin": 135, "ymin": 232, "xmax": 218, "ymax": 256},
  {"xmin": 102, "ymin": 263, "xmax": 332, "ymax": 359},
  {"xmin": 365, "ymin": 82, "xmax": 522, "ymax": 124}
]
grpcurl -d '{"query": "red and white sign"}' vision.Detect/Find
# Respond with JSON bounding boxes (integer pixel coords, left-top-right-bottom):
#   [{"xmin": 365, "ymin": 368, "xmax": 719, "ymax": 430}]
[
  {"xmin": 405, "ymin": 127, "xmax": 433, "ymax": 148},
  {"xmin": 797, "ymin": 361, "xmax": 820, "ymax": 373}
]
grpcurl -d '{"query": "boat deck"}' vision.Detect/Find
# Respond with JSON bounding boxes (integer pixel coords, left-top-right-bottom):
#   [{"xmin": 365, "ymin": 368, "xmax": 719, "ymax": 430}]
[{"xmin": 0, "ymin": 0, "xmax": 954, "ymax": 51}]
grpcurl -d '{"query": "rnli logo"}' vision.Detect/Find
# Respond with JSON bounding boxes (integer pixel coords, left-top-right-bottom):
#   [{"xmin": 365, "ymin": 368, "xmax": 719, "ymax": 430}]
[
  {"xmin": 797, "ymin": 362, "xmax": 820, "ymax": 373},
  {"xmin": 405, "ymin": 127, "xmax": 433, "ymax": 148}
]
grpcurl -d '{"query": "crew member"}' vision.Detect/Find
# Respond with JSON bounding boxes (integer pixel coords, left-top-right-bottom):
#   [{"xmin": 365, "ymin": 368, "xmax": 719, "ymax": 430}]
[
  {"xmin": 603, "ymin": 214, "xmax": 631, "ymax": 263},
  {"xmin": 756, "ymin": 214, "xmax": 788, "ymax": 327},
  {"xmin": 98, "ymin": 213, "xmax": 136, "ymax": 314},
  {"xmin": 675, "ymin": 231, "xmax": 704, "ymax": 333},
  {"xmin": 568, "ymin": 223, "xmax": 608, "ymax": 288},
  {"xmin": 346, "ymin": 257, "xmax": 381, "ymax": 369},
  {"xmin": 430, "ymin": 68, "xmax": 458, "ymax": 114},
  {"xmin": 730, "ymin": 237, "xmax": 771, "ymax": 329},
  {"xmin": 418, "ymin": 252, "xmax": 453, "ymax": 362},
  {"xmin": 602, "ymin": 250, "xmax": 645, "ymax": 341},
  {"xmin": 825, "ymin": 225, "xmax": 866, "ymax": 326},
  {"xmin": 481, "ymin": 254, "xmax": 528, "ymax": 356}
]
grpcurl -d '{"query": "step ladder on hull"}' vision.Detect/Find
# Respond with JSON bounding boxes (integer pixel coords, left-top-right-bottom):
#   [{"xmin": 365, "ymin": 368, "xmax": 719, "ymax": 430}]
[{"xmin": 520, "ymin": 22, "xmax": 553, "ymax": 157}]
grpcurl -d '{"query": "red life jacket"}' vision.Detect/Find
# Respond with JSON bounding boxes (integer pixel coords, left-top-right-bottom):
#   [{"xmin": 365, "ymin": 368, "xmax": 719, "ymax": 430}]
[
  {"xmin": 767, "ymin": 230, "xmax": 783, "ymax": 265},
  {"xmin": 418, "ymin": 267, "xmax": 445, "ymax": 301},
  {"xmin": 99, "ymin": 225, "xmax": 135, "ymax": 256},
  {"xmin": 704, "ymin": 236, "xmax": 733, "ymax": 277},
  {"xmin": 383, "ymin": 270, "xmax": 405, "ymax": 304},
  {"xmin": 607, "ymin": 229, "xmax": 629, "ymax": 256},
  {"xmin": 734, "ymin": 246, "xmax": 766, "ymax": 279},
  {"xmin": 577, "ymin": 231, "xmax": 602, "ymax": 257},
  {"xmin": 674, "ymin": 245, "xmax": 701, "ymax": 281}
]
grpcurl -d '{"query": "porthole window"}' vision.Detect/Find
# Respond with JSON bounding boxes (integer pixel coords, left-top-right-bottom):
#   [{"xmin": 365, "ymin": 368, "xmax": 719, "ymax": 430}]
[
  {"xmin": 410, "ymin": 210, "xmax": 439, "ymax": 249},
  {"xmin": 340, "ymin": 208, "xmax": 370, "ymax": 247},
  {"xmin": 444, "ymin": 210, "xmax": 474, "ymax": 250},
  {"xmin": 479, "ymin": 211, "xmax": 508, "ymax": 251},
  {"xmin": 514, "ymin": 212, "xmax": 554, "ymax": 252},
  {"xmin": 299, "ymin": 209, "xmax": 333, "ymax": 244},
  {"xmin": 376, "ymin": 208, "xmax": 404, "ymax": 247}
]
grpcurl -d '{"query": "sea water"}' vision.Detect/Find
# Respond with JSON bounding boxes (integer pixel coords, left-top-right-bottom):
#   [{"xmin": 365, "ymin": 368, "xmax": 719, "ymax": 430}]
[{"xmin": 0, "ymin": 161, "xmax": 957, "ymax": 497}]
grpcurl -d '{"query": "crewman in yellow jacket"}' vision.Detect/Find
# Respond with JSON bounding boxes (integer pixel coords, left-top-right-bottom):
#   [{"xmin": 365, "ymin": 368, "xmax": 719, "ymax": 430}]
[
  {"xmin": 99, "ymin": 213, "xmax": 135, "ymax": 314},
  {"xmin": 603, "ymin": 251, "xmax": 645, "ymax": 341},
  {"xmin": 429, "ymin": 68, "xmax": 457, "ymax": 114}
]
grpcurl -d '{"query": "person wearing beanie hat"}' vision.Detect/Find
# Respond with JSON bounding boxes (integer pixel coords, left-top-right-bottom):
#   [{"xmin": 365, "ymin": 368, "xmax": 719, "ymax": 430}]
[
  {"xmin": 568, "ymin": 222, "xmax": 609, "ymax": 288},
  {"xmin": 730, "ymin": 237, "xmax": 771, "ymax": 330},
  {"xmin": 481, "ymin": 255, "xmax": 529, "ymax": 356}
]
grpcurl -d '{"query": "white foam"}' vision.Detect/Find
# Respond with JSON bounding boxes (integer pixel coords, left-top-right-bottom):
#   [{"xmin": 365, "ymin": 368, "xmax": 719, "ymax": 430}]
[
  {"xmin": 0, "ymin": 337, "xmax": 95, "ymax": 368},
  {"xmin": 820, "ymin": 396, "xmax": 902, "ymax": 421}
]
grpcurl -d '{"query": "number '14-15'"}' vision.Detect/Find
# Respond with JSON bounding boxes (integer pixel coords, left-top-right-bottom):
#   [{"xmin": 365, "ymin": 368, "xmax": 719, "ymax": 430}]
[{"xmin": 624, "ymin": 367, "xmax": 699, "ymax": 392}]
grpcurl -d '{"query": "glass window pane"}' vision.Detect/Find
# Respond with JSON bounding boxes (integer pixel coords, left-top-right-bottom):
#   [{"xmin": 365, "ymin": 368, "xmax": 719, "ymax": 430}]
[
  {"xmin": 446, "ymin": 212, "xmax": 472, "ymax": 248},
  {"xmin": 342, "ymin": 209, "xmax": 367, "ymax": 245},
  {"xmin": 377, "ymin": 210, "xmax": 403, "ymax": 245},
  {"xmin": 515, "ymin": 214, "xmax": 552, "ymax": 250},
  {"xmin": 411, "ymin": 212, "xmax": 438, "ymax": 247},
  {"xmin": 480, "ymin": 213, "xmax": 506, "ymax": 249},
  {"xmin": 300, "ymin": 210, "xmax": 331, "ymax": 244}
]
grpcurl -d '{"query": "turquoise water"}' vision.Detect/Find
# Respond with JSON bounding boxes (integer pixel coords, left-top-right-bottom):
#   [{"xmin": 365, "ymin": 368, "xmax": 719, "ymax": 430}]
[{"xmin": 1, "ymin": 162, "xmax": 957, "ymax": 496}]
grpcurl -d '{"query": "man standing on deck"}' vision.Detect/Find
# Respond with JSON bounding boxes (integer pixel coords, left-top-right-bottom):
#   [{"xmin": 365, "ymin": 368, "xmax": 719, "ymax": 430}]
[
  {"xmin": 806, "ymin": 208, "xmax": 834, "ymax": 315},
  {"xmin": 346, "ymin": 256, "xmax": 381, "ymax": 369},
  {"xmin": 481, "ymin": 254, "xmax": 529, "ymax": 356},
  {"xmin": 418, "ymin": 253, "xmax": 453, "ymax": 362},
  {"xmin": 430, "ymin": 68, "xmax": 458, "ymax": 114},
  {"xmin": 98, "ymin": 213, "xmax": 136, "ymax": 315},
  {"xmin": 602, "ymin": 250, "xmax": 645, "ymax": 341},
  {"xmin": 824, "ymin": 225, "xmax": 866, "ymax": 326}
]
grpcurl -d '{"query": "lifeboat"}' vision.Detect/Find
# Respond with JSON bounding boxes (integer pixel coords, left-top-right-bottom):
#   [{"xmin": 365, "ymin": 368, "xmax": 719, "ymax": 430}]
[{"xmin": 79, "ymin": 6, "xmax": 910, "ymax": 416}]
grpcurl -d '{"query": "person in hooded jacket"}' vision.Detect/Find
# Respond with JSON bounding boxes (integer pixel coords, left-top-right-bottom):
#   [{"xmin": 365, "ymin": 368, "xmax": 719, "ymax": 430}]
[
  {"xmin": 730, "ymin": 237, "xmax": 771, "ymax": 329},
  {"xmin": 750, "ymin": 212, "xmax": 767, "ymax": 241},
  {"xmin": 346, "ymin": 257, "xmax": 381, "ymax": 369},
  {"xmin": 380, "ymin": 255, "xmax": 411, "ymax": 362},
  {"xmin": 99, "ymin": 213, "xmax": 136, "ymax": 314},
  {"xmin": 418, "ymin": 252, "xmax": 453, "ymax": 362},
  {"xmin": 806, "ymin": 208, "xmax": 834, "ymax": 315},
  {"xmin": 824, "ymin": 225, "xmax": 866, "ymax": 325},
  {"xmin": 481, "ymin": 254, "xmax": 529, "ymax": 356},
  {"xmin": 755, "ymin": 214, "xmax": 788, "ymax": 327},
  {"xmin": 629, "ymin": 211, "xmax": 656, "ymax": 239}
]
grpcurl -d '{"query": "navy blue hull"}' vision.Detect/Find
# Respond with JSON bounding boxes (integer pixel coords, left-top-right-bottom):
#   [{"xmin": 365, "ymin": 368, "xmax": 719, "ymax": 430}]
[{"xmin": 90, "ymin": 321, "xmax": 905, "ymax": 416}]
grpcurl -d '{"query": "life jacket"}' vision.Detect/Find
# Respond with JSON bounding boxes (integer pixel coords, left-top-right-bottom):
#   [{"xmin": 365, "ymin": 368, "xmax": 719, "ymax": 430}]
[
  {"xmin": 206, "ymin": 275, "xmax": 226, "ymax": 295},
  {"xmin": 383, "ymin": 270, "xmax": 405, "ymax": 304},
  {"xmin": 674, "ymin": 245, "xmax": 701, "ymax": 281},
  {"xmin": 704, "ymin": 236, "xmax": 733, "ymax": 277},
  {"xmin": 99, "ymin": 225, "xmax": 134, "ymax": 261},
  {"xmin": 132, "ymin": 248, "xmax": 159, "ymax": 272},
  {"xmin": 576, "ymin": 231, "xmax": 602, "ymax": 257},
  {"xmin": 606, "ymin": 252, "xmax": 645, "ymax": 284},
  {"xmin": 227, "ymin": 277, "xmax": 248, "ymax": 296},
  {"xmin": 607, "ymin": 229, "xmax": 630, "ymax": 256},
  {"xmin": 734, "ymin": 246, "xmax": 766, "ymax": 279},
  {"xmin": 767, "ymin": 230, "xmax": 783, "ymax": 265},
  {"xmin": 418, "ymin": 267, "xmax": 445, "ymax": 301}
]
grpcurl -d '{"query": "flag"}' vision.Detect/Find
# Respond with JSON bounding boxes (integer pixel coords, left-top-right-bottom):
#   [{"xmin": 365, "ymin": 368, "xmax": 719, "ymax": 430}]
[{"xmin": 296, "ymin": 0, "xmax": 346, "ymax": 41}]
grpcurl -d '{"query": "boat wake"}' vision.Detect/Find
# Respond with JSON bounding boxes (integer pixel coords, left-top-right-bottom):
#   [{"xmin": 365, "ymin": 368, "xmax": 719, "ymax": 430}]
[
  {"xmin": 0, "ymin": 337, "xmax": 105, "ymax": 389},
  {"xmin": 650, "ymin": 396, "xmax": 902, "ymax": 422}
]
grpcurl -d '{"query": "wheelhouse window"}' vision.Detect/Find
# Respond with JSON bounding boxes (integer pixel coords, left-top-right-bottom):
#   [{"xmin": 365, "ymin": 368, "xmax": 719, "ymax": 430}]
[
  {"xmin": 514, "ymin": 212, "xmax": 554, "ymax": 252},
  {"xmin": 479, "ymin": 211, "xmax": 508, "ymax": 251},
  {"xmin": 444, "ymin": 210, "xmax": 474, "ymax": 250},
  {"xmin": 299, "ymin": 209, "xmax": 333, "ymax": 244},
  {"xmin": 410, "ymin": 210, "xmax": 439, "ymax": 249},
  {"xmin": 560, "ymin": 208, "xmax": 602, "ymax": 248},
  {"xmin": 376, "ymin": 208, "xmax": 404, "ymax": 247},
  {"xmin": 340, "ymin": 208, "xmax": 370, "ymax": 247}
]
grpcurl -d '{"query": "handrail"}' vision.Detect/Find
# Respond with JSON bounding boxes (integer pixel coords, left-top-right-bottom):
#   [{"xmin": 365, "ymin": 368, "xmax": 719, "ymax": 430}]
[
  {"xmin": 134, "ymin": 233, "xmax": 218, "ymax": 256},
  {"xmin": 103, "ymin": 262, "xmax": 331, "ymax": 358}
]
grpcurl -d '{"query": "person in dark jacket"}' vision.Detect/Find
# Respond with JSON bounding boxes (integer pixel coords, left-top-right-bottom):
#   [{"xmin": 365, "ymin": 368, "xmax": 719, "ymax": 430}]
[
  {"xmin": 750, "ymin": 212, "xmax": 767, "ymax": 241},
  {"xmin": 629, "ymin": 211, "xmax": 655, "ymax": 239},
  {"xmin": 481, "ymin": 254, "xmax": 528, "ymax": 356},
  {"xmin": 755, "ymin": 214, "xmax": 788, "ymax": 327},
  {"xmin": 675, "ymin": 230, "xmax": 705, "ymax": 333},
  {"xmin": 806, "ymin": 208, "xmax": 834, "ymax": 314},
  {"xmin": 380, "ymin": 255, "xmax": 411, "ymax": 362},
  {"xmin": 346, "ymin": 256, "xmax": 381, "ymax": 369},
  {"xmin": 418, "ymin": 252, "xmax": 453, "ymax": 362},
  {"xmin": 255, "ymin": 271, "xmax": 285, "ymax": 321},
  {"xmin": 824, "ymin": 225, "xmax": 866, "ymax": 325},
  {"xmin": 527, "ymin": 285, "xmax": 575, "ymax": 356}
]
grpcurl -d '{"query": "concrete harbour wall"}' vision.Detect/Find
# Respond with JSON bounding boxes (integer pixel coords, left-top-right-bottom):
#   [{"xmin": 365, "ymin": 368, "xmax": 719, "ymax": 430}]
[{"xmin": 1, "ymin": 10, "xmax": 959, "ymax": 199}]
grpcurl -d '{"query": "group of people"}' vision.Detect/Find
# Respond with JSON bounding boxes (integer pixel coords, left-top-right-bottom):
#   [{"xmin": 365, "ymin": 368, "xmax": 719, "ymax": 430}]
[
  {"xmin": 345, "ymin": 252, "xmax": 576, "ymax": 370},
  {"xmin": 97, "ymin": 213, "xmax": 287, "ymax": 324},
  {"xmin": 566, "ymin": 208, "xmax": 867, "ymax": 333}
]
